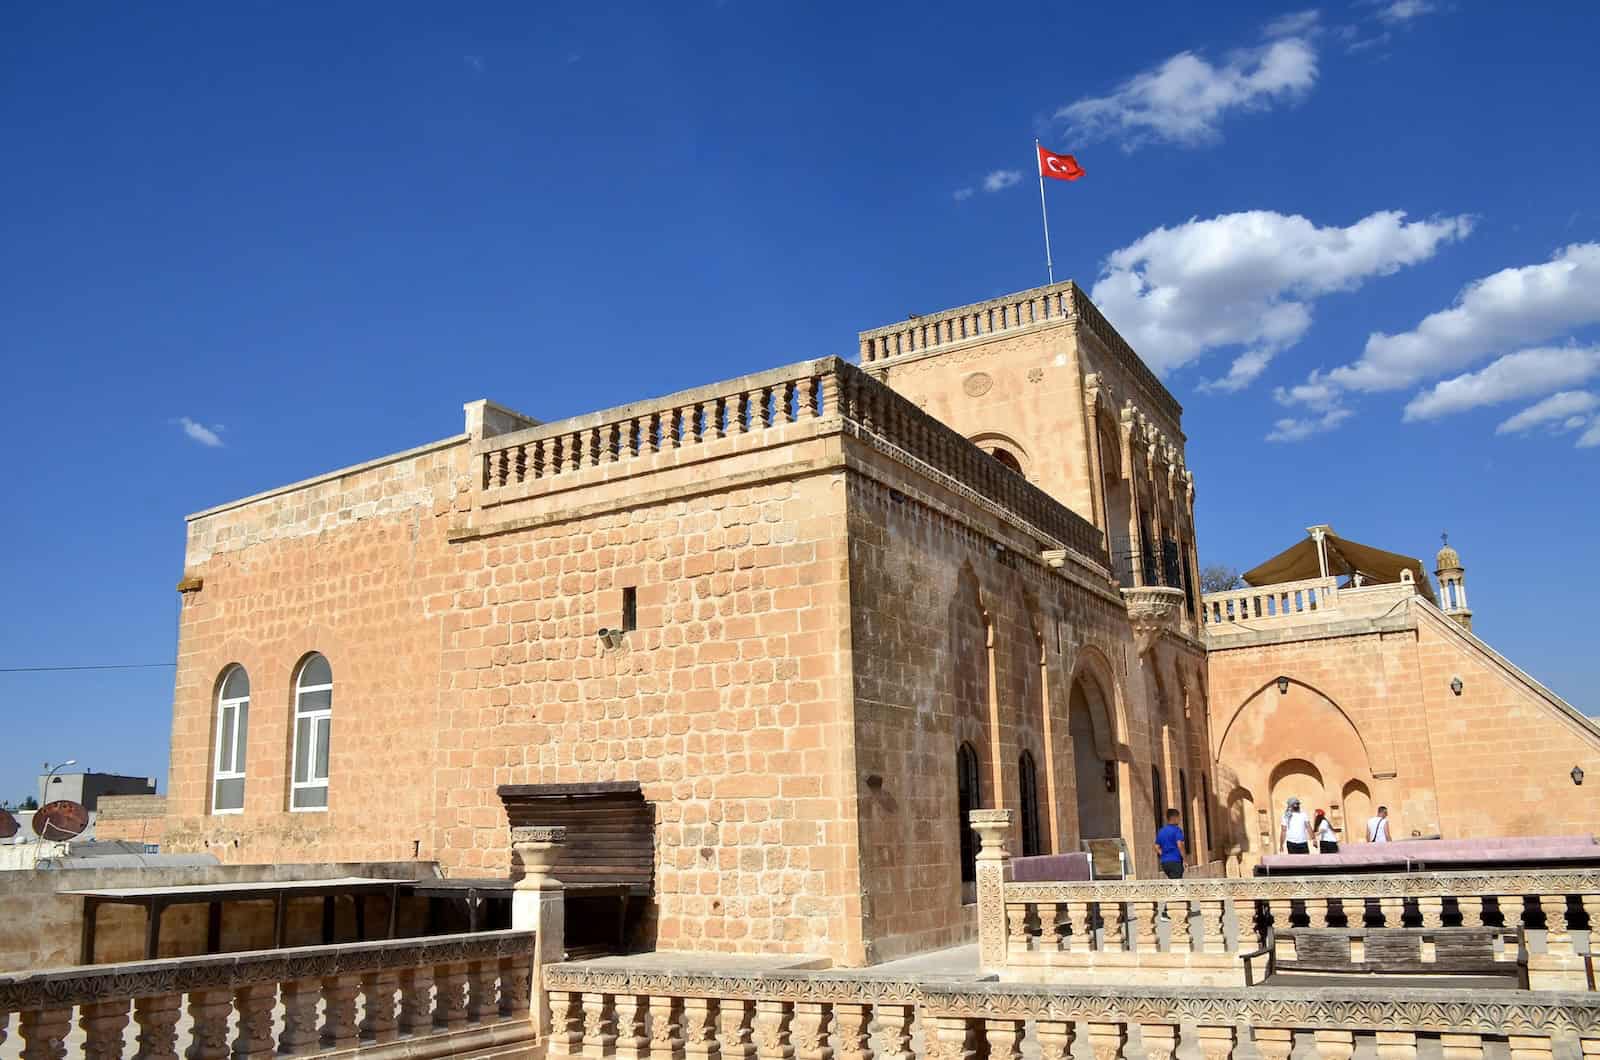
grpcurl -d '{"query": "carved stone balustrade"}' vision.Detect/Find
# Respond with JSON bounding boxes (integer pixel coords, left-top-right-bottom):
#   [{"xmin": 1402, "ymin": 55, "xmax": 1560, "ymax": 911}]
[{"xmin": 0, "ymin": 929, "xmax": 537, "ymax": 1060}]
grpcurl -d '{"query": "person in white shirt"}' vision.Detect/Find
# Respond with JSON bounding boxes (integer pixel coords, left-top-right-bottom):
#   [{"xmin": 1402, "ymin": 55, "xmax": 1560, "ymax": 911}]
[
  {"xmin": 1314, "ymin": 809, "xmax": 1339, "ymax": 854},
  {"xmin": 1282, "ymin": 797, "xmax": 1311, "ymax": 854},
  {"xmin": 1367, "ymin": 805, "xmax": 1391, "ymax": 843}
]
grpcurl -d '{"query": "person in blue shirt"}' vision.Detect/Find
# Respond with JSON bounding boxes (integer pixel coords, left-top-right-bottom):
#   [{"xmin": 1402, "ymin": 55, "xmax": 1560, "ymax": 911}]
[{"xmin": 1155, "ymin": 808, "xmax": 1186, "ymax": 879}]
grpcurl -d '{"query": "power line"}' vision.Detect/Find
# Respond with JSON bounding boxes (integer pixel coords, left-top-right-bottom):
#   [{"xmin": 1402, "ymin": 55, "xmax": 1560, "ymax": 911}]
[{"xmin": 0, "ymin": 663, "xmax": 177, "ymax": 674}]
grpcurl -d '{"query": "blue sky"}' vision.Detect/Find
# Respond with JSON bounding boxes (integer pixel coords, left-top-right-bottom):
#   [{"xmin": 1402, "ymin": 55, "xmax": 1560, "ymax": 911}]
[{"xmin": 3, "ymin": 1, "xmax": 1597, "ymax": 801}]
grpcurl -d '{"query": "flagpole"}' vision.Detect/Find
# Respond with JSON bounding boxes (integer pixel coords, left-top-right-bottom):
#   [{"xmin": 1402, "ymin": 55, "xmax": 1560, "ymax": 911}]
[{"xmin": 1035, "ymin": 139, "xmax": 1055, "ymax": 285}]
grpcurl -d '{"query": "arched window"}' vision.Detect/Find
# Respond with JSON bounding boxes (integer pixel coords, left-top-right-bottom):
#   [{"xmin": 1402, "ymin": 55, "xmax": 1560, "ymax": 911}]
[
  {"xmin": 212, "ymin": 666, "xmax": 250, "ymax": 814},
  {"xmin": 1152, "ymin": 764, "xmax": 1166, "ymax": 829},
  {"xmin": 1018, "ymin": 750, "xmax": 1042, "ymax": 857},
  {"xmin": 956, "ymin": 742, "xmax": 981, "ymax": 888},
  {"xmin": 989, "ymin": 447, "xmax": 1023, "ymax": 475},
  {"xmin": 291, "ymin": 654, "xmax": 333, "ymax": 811}
]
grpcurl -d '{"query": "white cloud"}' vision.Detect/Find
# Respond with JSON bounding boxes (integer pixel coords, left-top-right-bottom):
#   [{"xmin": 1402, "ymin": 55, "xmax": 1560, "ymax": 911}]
[
  {"xmin": 982, "ymin": 170, "xmax": 1022, "ymax": 193},
  {"xmin": 1266, "ymin": 406, "xmax": 1352, "ymax": 442},
  {"xmin": 1403, "ymin": 345, "xmax": 1600, "ymax": 421},
  {"xmin": 1264, "ymin": 10, "xmax": 1321, "ymax": 38},
  {"xmin": 1321, "ymin": 243, "xmax": 1600, "ymax": 393},
  {"xmin": 176, "ymin": 417, "xmax": 225, "ymax": 448},
  {"xmin": 1089, "ymin": 208, "xmax": 1471, "ymax": 388},
  {"xmin": 952, "ymin": 187, "xmax": 975, "ymax": 202},
  {"xmin": 1057, "ymin": 37, "xmax": 1317, "ymax": 150},
  {"xmin": 1495, "ymin": 391, "xmax": 1599, "ymax": 435},
  {"xmin": 1579, "ymin": 421, "xmax": 1600, "ymax": 448},
  {"xmin": 1378, "ymin": 0, "xmax": 1435, "ymax": 23}
]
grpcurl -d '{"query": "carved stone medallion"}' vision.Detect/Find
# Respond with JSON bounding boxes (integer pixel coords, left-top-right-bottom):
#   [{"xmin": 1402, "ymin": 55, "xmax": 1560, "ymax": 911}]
[{"xmin": 963, "ymin": 372, "xmax": 994, "ymax": 397}]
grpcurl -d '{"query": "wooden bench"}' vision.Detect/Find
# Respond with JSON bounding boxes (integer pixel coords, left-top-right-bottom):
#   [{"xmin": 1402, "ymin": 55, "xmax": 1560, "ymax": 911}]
[
  {"xmin": 497, "ymin": 781, "xmax": 654, "ymax": 955},
  {"xmin": 1244, "ymin": 927, "xmax": 1527, "ymax": 987}
]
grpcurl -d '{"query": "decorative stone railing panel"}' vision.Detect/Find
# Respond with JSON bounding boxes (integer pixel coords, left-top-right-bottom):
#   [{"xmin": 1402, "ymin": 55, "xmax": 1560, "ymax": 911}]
[
  {"xmin": 0, "ymin": 929, "xmax": 535, "ymax": 1059},
  {"xmin": 475, "ymin": 357, "xmax": 1108, "ymax": 565},
  {"xmin": 1202, "ymin": 576, "xmax": 1339, "ymax": 626},
  {"xmin": 544, "ymin": 963, "xmax": 1600, "ymax": 1060}
]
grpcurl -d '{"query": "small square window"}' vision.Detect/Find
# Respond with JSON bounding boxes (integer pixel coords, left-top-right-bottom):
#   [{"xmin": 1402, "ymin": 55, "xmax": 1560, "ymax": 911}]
[{"xmin": 622, "ymin": 587, "xmax": 638, "ymax": 632}]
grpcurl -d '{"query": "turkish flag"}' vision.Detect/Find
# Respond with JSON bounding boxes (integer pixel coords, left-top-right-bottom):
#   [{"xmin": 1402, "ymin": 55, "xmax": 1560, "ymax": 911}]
[{"xmin": 1038, "ymin": 145, "xmax": 1085, "ymax": 181}]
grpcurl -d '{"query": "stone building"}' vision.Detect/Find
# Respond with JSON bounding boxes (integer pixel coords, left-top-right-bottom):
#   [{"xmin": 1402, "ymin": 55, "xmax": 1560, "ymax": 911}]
[
  {"xmin": 113, "ymin": 281, "xmax": 1214, "ymax": 967},
  {"xmin": 1202, "ymin": 526, "xmax": 1600, "ymax": 869}
]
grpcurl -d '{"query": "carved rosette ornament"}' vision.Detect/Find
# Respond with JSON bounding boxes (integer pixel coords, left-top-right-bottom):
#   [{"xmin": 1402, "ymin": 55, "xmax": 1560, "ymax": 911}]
[{"xmin": 1120, "ymin": 586, "xmax": 1186, "ymax": 655}]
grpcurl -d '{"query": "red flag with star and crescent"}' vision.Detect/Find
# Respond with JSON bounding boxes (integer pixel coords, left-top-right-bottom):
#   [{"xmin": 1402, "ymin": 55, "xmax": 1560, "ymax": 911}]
[{"xmin": 1037, "ymin": 145, "xmax": 1085, "ymax": 181}]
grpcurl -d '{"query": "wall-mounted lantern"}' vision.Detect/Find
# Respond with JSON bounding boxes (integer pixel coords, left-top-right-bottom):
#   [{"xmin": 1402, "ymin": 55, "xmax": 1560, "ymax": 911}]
[
  {"xmin": 1276, "ymin": 675, "xmax": 1290, "ymax": 695},
  {"xmin": 1573, "ymin": 765, "xmax": 1585, "ymax": 787},
  {"xmin": 1450, "ymin": 676, "xmax": 1464, "ymax": 696}
]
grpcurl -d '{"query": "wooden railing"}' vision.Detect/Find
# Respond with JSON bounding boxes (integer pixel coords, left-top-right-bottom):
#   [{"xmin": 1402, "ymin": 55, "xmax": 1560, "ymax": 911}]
[
  {"xmin": 1201, "ymin": 576, "xmax": 1340, "ymax": 626},
  {"xmin": 476, "ymin": 357, "xmax": 1108, "ymax": 565},
  {"xmin": 0, "ymin": 929, "xmax": 535, "ymax": 1059},
  {"xmin": 545, "ymin": 963, "xmax": 1600, "ymax": 1060}
]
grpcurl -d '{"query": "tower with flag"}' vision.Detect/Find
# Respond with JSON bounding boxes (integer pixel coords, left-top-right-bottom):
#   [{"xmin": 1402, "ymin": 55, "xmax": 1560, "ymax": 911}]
[{"xmin": 1035, "ymin": 141, "xmax": 1084, "ymax": 284}]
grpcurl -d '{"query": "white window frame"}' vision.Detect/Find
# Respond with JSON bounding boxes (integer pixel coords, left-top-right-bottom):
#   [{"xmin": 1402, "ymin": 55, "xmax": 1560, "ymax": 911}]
[
  {"xmin": 290, "ymin": 655, "xmax": 332, "ymax": 812},
  {"xmin": 211, "ymin": 667, "xmax": 249, "ymax": 815}
]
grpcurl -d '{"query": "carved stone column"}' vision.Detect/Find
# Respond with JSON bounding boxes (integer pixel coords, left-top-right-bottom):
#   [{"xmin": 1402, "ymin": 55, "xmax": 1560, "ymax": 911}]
[
  {"xmin": 1201, "ymin": 899, "xmax": 1227, "ymax": 954},
  {"xmin": 1417, "ymin": 897, "xmax": 1445, "ymax": 930},
  {"xmin": 1168, "ymin": 899, "xmax": 1192, "ymax": 951},
  {"xmin": 434, "ymin": 964, "xmax": 470, "ymax": 1031},
  {"xmin": 831, "ymin": 1003, "xmax": 870, "ymax": 1060},
  {"xmin": 322, "ymin": 975, "xmax": 363, "ymax": 1049},
  {"xmin": 1140, "ymin": 1024, "xmax": 1179, "ymax": 1060},
  {"xmin": 545, "ymin": 989, "xmax": 585, "ymax": 1060},
  {"xmin": 1440, "ymin": 1034, "xmax": 1485, "ymax": 1060},
  {"xmin": 1459, "ymin": 894, "xmax": 1489, "ymax": 928},
  {"xmin": 1195, "ymin": 1026, "xmax": 1238, "ymax": 1060},
  {"xmin": 1083, "ymin": 1021, "xmax": 1127, "ymax": 1060},
  {"xmin": 78, "ymin": 1000, "xmax": 130, "ymax": 1060},
  {"xmin": 719, "ymin": 999, "xmax": 757, "ymax": 1060},
  {"xmin": 467, "ymin": 959, "xmax": 500, "ymax": 1022},
  {"xmin": 1251, "ymin": 1028, "xmax": 1293, "ymax": 1060},
  {"xmin": 133, "ymin": 994, "xmax": 182, "ymax": 1060},
  {"xmin": 18, "ymin": 1008, "xmax": 73, "ymax": 1060},
  {"xmin": 581, "ymin": 993, "xmax": 618, "ymax": 1060},
  {"xmin": 231, "ymin": 984, "xmax": 277, "ymax": 1059},
  {"xmin": 360, "ymin": 970, "xmax": 400, "ymax": 1043},
  {"xmin": 1133, "ymin": 900, "xmax": 1160, "ymax": 952},
  {"xmin": 650, "ymin": 995, "xmax": 685, "ymax": 1060},
  {"xmin": 984, "ymin": 1018, "xmax": 1023, "ymax": 1060},
  {"xmin": 753, "ymin": 1000, "xmax": 793, "ymax": 1060},
  {"xmin": 1006, "ymin": 902, "xmax": 1031, "ymax": 953},
  {"xmin": 1378, "ymin": 896, "xmax": 1405, "ymax": 929},
  {"xmin": 1313, "ymin": 1030, "xmax": 1355, "ymax": 1060},
  {"xmin": 925, "ymin": 1016, "xmax": 977, "ymax": 1060},
  {"xmin": 790, "ymin": 1002, "xmax": 830, "ymax": 1060},
  {"xmin": 1106, "ymin": 902, "xmax": 1130, "ymax": 953},
  {"xmin": 684, "ymin": 998, "xmax": 722, "ymax": 1060},
  {"xmin": 397, "ymin": 968, "xmax": 436, "ymax": 1038},
  {"xmin": 1376, "ymin": 1031, "xmax": 1418, "ymax": 1060},
  {"xmin": 614, "ymin": 995, "xmax": 651, "ymax": 1060},
  {"xmin": 1543, "ymin": 894, "xmax": 1573, "ymax": 954},
  {"xmin": 1035, "ymin": 1020, "xmax": 1075, "ymax": 1060},
  {"xmin": 1508, "ymin": 1037, "xmax": 1555, "ymax": 1060},
  {"xmin": 1067, "ymin": 901, "xmax": 1094, "ymax": 952},
  {"xmin": 499, "ymin": 957, "xmax": 532, "ymax": 1019},
  {"xmin": 971, "ymin": 808, "xmax": 1012, "ymax": 970},
  {"xmin": 279, "ymin": 979, "xmax": 323, "ymax": 1055},
  {"xmin": 186, "ymin": 989, "xmax": 234, "ymax": 1060},
  {"xmin": 1044, "ymin": 903, "xmax": 1069, "ymax": 952},
  {"xmin": 875, "ymin": 1004, "xmax": 915, "ymax": 1060}
]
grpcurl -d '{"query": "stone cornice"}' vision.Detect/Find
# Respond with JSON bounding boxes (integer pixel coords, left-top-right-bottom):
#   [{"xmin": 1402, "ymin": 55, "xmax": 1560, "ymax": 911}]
[{"xmin": 0, "ymin": 930, "xmax": 534, "ymax": 1013}]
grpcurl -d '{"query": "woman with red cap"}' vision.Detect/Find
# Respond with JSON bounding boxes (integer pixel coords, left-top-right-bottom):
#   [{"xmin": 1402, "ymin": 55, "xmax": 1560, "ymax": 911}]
[{"xmin": 1314, "ymin": 809, "xmax": 1339, "ymax": 854}]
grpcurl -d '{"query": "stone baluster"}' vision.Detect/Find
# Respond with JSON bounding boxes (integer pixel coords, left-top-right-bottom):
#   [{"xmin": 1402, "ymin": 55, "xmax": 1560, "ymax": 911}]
[
  {"xmin": 467, "ymin": 959, "xmax": 500, "ymax": 1022},
  {"xmin": 582, "ymin": 993, "xmax": 618, "ymax": 1059},
  {"xmin": 790, "ymin": 1002, "xmax": 830, "ymax": 1060},
  {"xmin": 1543, "ymin": 894, "xmax": 1573, "ymax": 954},
  {"xmin": 133, "ymin": 994, "xmax": 183, "ymax": 1060},
  {"xmin": 613, "ymin": 995, "xmax": 650, "ymax": 1060},
  {"xmin": 570, "ymin": 429, "xmax": 584, "ymax": 469},
  {"xmin": 753, "ymin": 999, "xmax": 792, "ymax": 1060},
  {"xmin": 651, "ymin": 995, "xmax": 686, "ymax": 1060},
  {"xmin": 397, "ymin": 967, "xmax": 436, "ymax": 1038},
  {"xmin": 279, "ymin": 979, "xmax": 324, "ymax": 1054},
  {"xmin": 1106, "ymin": 901, "xmax": 1130, "ymax": 952},
  {"xmin": 499, "ymin": 957, "xmax": 532, "ymax": 1019},
  {"xmin": 1251, "ymin": 1028, "xmax": 1293, "ymax": 1060},
  {"xmin": 1441, "ymin": 1034, "xmax": 1485, "ymax": 1060},
  {"xmin": 1141, "ymin": 1024, "xmax": 1179, "ymax": 1060},
  {"xmin": 925, "ymin": 1016, "xmax": 977, "ymax": 1060},
  {"xmin": 1046, "ymin": 902, "xmax": 1070, "ymax": 951},
  {"xmin": 1006, "ymin": 902, "xmax": 1031, "ymax": 953},
  {"xmin": 546, "ymin": 990, "xmax": 586, "ymax": 1059},
  {"xmin": 186, "ymin": 989, "xmax": 234, "ymax": 1060},
  {"xmin": 1083, "ymin": 1021, "xmax": 1127, "ymax": 1060},
  {"xmin": 79, "ymin": 1000, "xmax": 131, "ymax": 1060},
  {"xmin": 532, "ymin": 438, "xmax": 546, "ymax": 477},
  {"xmin": 1307, "ymin": 896, "xmax": 1333, "ymax": 928},
  {"xmin": 832, "ymin": 1003, "xmax": 871, "ymax": 1060},
  {"xmin": 1134, "ymin": 900, "xmax": 1160, "ymax": 952},
  {"xmin": 359, "ymin": 970, "xmax": 400, "ymax": 1042},
  {"xmin": 1196, "ymin": 1026, "xmax": 1238, "ymax": 1060},
  {"xmin": 1168, "ymin": 898, "xmax": 1193, "ymax": 951},
  {"xmin": 1067, "ymin": 900, "xmax": 1093, "ymax": 952},
  {"xmin": 819, "ymin": 370, "xmax": 840, "ymax": 419},
  {"xmin": 984, "ymin": 1018, "xmax": 1024, "ymax": 1060},
  {"xmin": 1418, "ymin": 896, "xmax": 1445, "ymax": 929},
  {"xmin": 1035, "ymin": 1020, "xmax": 1076, "ymax": 1060},
  {"xmin": 605, "ymin": 423, "xmax": 621, "ymax": 461},
  {"xmin": 1509, "ymin": 1037, "xmax": 1555, "ymax": 1060},
  {"xmin": 1378, "ymin": 896, "xmax": 1406, "ymax": 928},
  {"xmin": 1313, "ymin": 1030, "xmax": 1355, "ymax": 1060},
  {"xmin": 232, "ymin": 984, "xmax": 277, "ymax": 1059},
  {"xmin": 17, "ymin": 1008, "xmax": 73, "ymax": 1060},
  {"xmin": 1583, "ymin": 895, "xmax": 1600, "ymax": 941},
  {"xmin": 323, "ymin": 974, "xmax": 363, "ymax": 1049},
  {"xmin": 434, "ymin": 964, "xmax": 469, "ymax": 1030},
  {"xmin": 876, "ymin": 1006, "xmax": 916, "ymax": 1060},
  {"xmin": 719, "ymin": 998, "xmax": 758, "ymax": 1060},
  {"xmin": 1267, "ymin": 899, "xmax": 1294, "ymax": 934},
  {"xmin": 1579, "ymin": 1037, "xmax": 1600, "ymax": 1060},
  {"xmin": 1201, "ymin": 899, "xmax": 1228, "ymax": 953},
  {"xmin": 684, "ymin": 998, "xmax": 722, "ymax": 1060},
  {"xmin": 1377, "ymin": 1031, "xmax": 1418, "ymax": 1060}
]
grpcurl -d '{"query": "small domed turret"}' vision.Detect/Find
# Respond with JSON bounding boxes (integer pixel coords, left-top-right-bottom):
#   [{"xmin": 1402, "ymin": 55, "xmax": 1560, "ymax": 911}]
[{"xmin": 1434, "ymin": 532, "xmax": 1472, "ymax": 632}]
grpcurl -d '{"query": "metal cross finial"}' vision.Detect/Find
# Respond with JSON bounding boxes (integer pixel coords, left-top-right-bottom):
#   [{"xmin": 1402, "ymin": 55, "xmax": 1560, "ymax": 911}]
[{"xmin": 1441, "ymin": 531, "xmax": 1449, "ymax": 545}]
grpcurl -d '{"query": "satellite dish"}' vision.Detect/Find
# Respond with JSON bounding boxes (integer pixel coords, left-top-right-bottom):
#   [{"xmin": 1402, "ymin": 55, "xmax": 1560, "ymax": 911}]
[
  {"xmin": 0, "ymin": 813, "xmax": 17, "ymax": 840},
  {"xmin": 32, "ymin": 801, "xmax": 89, "ymax": 841}
]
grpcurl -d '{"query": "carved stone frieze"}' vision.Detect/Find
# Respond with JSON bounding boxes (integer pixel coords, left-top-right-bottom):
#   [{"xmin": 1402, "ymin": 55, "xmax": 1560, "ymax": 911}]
[
  {"xmin": 1002, "ymin": 867, "xmax": 1600, "ymax": 906},
  {"xmin": 1121, "ymin": 586, "xmax": 1186, "ymax": 655}
]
